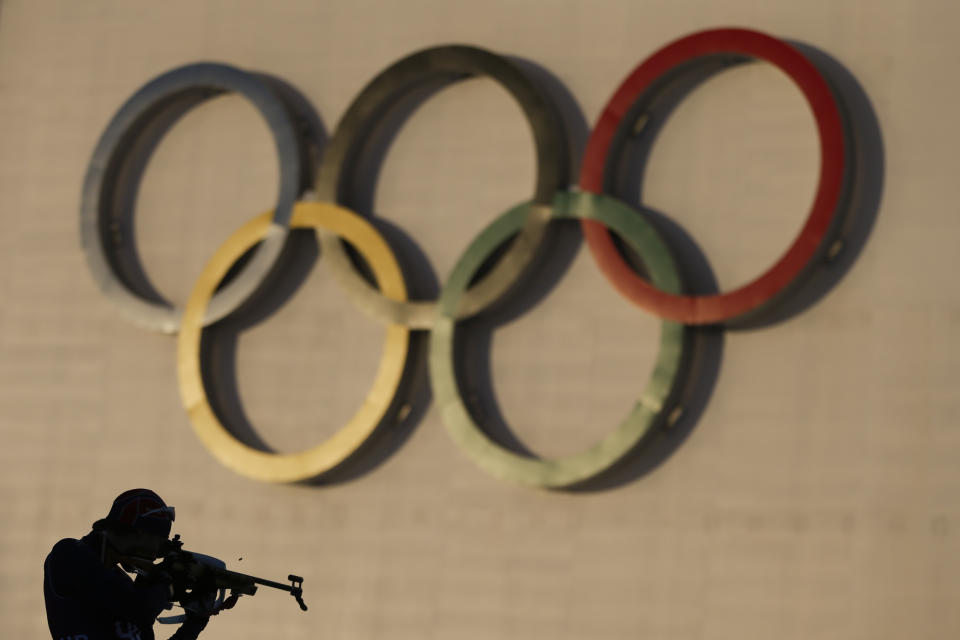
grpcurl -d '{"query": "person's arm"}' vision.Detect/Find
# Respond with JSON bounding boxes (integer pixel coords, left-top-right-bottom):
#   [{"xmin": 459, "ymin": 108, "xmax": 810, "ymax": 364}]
[
  {"xmin": 163, "ymin": 613, "xmax": 208, "ymax": 640},
  {"xmin": 46, "ymin": 539, "xmax": 172, "ymax": 623},
  {"xmin": 161, "ymin": 585, "xmax": 243, "ymax": 639}
]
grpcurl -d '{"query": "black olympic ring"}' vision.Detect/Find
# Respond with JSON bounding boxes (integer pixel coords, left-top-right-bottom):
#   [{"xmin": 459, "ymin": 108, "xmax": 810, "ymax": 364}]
[
  {"xmin": 80, "ymin": 63, "xmax": 318, "ymax": 333},
  {"xmin": 313, "ymin": 45, "xmax": 570, "ymax": 328}
]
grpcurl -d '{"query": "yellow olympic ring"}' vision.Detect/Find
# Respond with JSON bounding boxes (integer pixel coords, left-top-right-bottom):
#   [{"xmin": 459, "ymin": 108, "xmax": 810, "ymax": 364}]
[{"xmin": 177, "ymin": 202, "xmax": 410, "ymax": 483}]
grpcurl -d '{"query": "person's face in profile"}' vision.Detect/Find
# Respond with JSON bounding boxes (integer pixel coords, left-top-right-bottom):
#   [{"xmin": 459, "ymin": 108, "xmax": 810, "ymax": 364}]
[{"xmin": 107, "ymin": 527, "xmax": 170, "ymax": 561}]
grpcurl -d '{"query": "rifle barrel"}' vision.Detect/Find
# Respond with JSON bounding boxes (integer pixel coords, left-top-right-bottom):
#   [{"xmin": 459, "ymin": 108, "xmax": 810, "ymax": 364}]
[
  {"xmin": 217, "ymin": 568, "xmax": 303, "ymax": 600},
  {"xmin": 250, "ymin": 575, "xmax": 296, "ymax": 593},
  {"xmin": 216, "ymin": 568, "xmax": 294, "ymax": 593}
]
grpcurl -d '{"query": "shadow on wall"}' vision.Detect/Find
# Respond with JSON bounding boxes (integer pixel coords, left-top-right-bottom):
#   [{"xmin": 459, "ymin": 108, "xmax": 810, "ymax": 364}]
[{"xmin": 108, "ymin": 42, "xmax": 883, "ymax": 491}]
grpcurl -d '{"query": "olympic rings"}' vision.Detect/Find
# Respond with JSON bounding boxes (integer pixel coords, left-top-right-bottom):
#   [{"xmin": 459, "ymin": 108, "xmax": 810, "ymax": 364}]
[
  {"xmin": 315, "ymin": 45, "xmax": 569, "ymax": 329},
  {"xmin": 580, "ymin": 28, "xmax": 850, "ymax": 324},
  {"xmin": 429, "ymin": 192, "xmax": 687, "ymax": 488},
  {"xmin": 81, "ymin": 27, "xmax": 871, "ymax": 487},
  {"xmin": 177, "ymin": 202, "xmax": 410, "ymax": 483}
]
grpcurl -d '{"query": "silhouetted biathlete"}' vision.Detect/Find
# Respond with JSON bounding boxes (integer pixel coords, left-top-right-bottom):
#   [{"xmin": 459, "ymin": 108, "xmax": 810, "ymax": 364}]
[{"xmin": 43, "ymin": 489, "xmax": 232, "ymax": 640}]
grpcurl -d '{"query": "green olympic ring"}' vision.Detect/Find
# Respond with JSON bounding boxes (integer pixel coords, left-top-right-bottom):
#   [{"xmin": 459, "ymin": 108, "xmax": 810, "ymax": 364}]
[{"xmin": 429, "ymin": 192, "xmax": 687, "ymax": 488}]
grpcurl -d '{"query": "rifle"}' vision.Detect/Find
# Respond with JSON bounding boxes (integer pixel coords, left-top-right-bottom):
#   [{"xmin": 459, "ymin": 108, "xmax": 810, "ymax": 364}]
[{"xmin": 122, "ymin": 534, "xmax": 307, "ymax": 623}]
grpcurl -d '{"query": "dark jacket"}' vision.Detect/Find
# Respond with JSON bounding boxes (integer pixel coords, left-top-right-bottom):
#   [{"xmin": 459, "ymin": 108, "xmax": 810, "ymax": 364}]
[{"xmin": 43, "ymin": 533, "xmax": 205, "ymax": 640}]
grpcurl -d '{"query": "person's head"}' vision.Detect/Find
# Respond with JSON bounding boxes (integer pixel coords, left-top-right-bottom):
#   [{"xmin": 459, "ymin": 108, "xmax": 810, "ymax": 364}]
[{"xmin": 93, "ymin": 489, "xmax": 175, "ymax": 561}]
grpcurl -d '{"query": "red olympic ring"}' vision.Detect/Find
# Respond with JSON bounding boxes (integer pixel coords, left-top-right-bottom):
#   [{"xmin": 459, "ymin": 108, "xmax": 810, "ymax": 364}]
[{"xmin": 579, "ymin": 27, "xmax": 847, "ymax": 325}]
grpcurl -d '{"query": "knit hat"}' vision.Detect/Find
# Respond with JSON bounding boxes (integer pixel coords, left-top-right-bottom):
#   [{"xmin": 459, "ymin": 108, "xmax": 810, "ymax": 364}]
[{"xmin": 101, "ymin": 488, "xmax": 175, "ymax": 537}]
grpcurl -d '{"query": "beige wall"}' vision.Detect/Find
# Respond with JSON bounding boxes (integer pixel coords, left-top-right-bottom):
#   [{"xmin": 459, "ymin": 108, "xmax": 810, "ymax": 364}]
[{"xmin": 2, "ymin": 0, "xmax": 959, "ymax": 638}]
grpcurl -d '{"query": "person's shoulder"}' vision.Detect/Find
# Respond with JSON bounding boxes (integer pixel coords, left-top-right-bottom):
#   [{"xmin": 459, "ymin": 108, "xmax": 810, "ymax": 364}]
[{"xmin": 46, "ymin": 537, "xmax": 93, "ymax": 565}]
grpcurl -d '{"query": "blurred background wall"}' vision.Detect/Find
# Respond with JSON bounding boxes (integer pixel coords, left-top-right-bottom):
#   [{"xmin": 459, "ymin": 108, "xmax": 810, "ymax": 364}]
[{"xmin": 1, "ymin": 1, "xmax": 958, "ymax": 638}]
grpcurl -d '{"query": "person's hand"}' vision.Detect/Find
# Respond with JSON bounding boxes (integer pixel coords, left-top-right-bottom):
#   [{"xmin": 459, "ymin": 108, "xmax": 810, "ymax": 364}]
[
  {"xmin": 214, "ymin": 592, "xmax": 240, "ymax": 614},
  {"xmin": 133, "ymin": 566, "xmax": 175, "ymax": 606},
  {"xmin": 181, "ymin": 589, "xmax": 218, "ymax": 619},
  {"xmin": 179, "ymin": 586, "xmax": 240, "ymax": 633},
  {"xmin": 170, "ymin": 590, "xmax": 213, "ymax": 637},
  {"xmin": 141, "ymin": 565, "xmax": 173, "ymax": 588}
]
